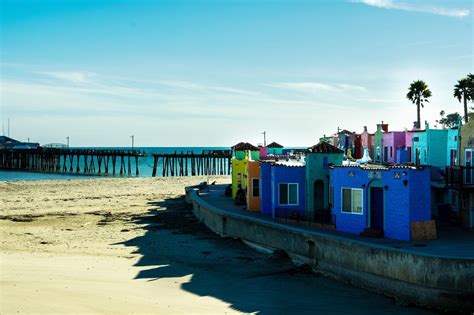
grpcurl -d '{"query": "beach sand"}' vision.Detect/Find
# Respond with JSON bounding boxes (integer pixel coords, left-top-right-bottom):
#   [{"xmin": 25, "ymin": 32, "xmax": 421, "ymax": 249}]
[{"xmin": 0, "ymin": 177, "xmax": 434, "ymax": 314}]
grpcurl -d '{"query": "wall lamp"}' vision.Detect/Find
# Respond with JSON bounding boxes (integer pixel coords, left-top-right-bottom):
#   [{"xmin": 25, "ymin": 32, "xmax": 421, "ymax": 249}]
[
  {"xmin": 403, "ymin": 180, "xmax": 408, "ymax": 187},
  {"xmin": 384, "ymin": 185, "xmax": 389, "ymax": 190},
  {"xmin": 361, "ymin": 184, "xmax": 366, "ymax": 188}
]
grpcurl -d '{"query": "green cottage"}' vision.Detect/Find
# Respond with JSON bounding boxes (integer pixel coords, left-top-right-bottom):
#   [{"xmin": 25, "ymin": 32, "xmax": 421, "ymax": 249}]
[
  {"xmin": 373, "ymin": 123, "xmax": 388, "ymax": 163},
  {"xmin": 305, "ymin": 142, "xmax": 344, "ymax": 222}
]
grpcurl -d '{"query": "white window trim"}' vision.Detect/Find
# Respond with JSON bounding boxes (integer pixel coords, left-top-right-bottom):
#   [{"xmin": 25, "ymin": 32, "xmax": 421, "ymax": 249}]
[
  {"xmin": 341, "ymin": 187, "xmax": 364, "ymax": 215},
  {"xmin": 278, "ymin": 183, "xmax": 299, "ymax": 206},
  {"xmin": 251, "ymin": 177, "xmax": 260, "ymax": 197}
]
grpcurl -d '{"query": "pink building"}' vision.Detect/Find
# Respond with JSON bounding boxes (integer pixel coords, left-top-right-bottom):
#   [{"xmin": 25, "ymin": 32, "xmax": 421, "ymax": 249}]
[
  {"xmin": 360, "ymin": 126, "xmax": 374, "ymax": 158},
  {"xmin": 382, "ymin": 130, "xmax": 412, "ymax": 164}
]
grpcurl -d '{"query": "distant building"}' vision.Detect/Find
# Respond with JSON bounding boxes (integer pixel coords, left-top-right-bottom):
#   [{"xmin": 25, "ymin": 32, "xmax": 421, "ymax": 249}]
[
  {"xmin": 0, "ymin": 136, "xmax": 40, "ymax": 149},
  {"xmin": 360, "ymin": 126, "xmax": 374, "ymax": 160},
  {"xmin": 266, "ymin": 142, "xmax": 284, "ymax": 155},
  {"xmin": 373, "ymin": 123, "xmax": 389, "ymax": 163}
]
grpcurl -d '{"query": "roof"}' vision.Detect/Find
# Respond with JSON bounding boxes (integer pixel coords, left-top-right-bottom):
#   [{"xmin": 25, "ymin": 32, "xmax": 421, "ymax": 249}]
[
  {"xmin": 266, "ymin": 142, "xmax": 284, "ymax": 148},
  {"xmin": 0, "ymin": 136, "xmax": 20, "ymax": 144},
  {"xmin": 261, "ymin": 160, "xmax": 305, "ymax": 168},
  {"xmin": 231, "ymin": 142, "xmax": 259, "ymax": 151},
  {"xmin": 330, "ymin": 164, "xmax": 426, "ymax": 171},
  {"xmin": 338, "ymin": 129, "xmax": 354, "ymax": 135},
  {"xmin": 307, "ymin": 141, "xmax": 343, "ymax": 154}
]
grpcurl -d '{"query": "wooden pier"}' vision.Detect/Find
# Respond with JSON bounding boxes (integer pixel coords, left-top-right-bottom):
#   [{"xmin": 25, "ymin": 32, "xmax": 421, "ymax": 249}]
[
  {"xmin": 152, "ymin": 150, "xmax": 232, "ymax": 177},
  {"xmin": 0, "ymin": 148, "xmax": 146, "ymax": 176}
]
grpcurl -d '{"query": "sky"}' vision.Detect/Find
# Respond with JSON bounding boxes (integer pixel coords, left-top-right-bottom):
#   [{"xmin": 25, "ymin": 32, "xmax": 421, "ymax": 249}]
[{"xmin": 0, "ymin": 0, "xmax": 472, "ymax": 147}]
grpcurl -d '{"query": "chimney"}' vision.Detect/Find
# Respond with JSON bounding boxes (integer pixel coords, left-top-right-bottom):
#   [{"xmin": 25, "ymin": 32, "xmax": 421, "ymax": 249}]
[{"xmin": 363, "ymin": 126, "xmax": 367, "ymax": 132}]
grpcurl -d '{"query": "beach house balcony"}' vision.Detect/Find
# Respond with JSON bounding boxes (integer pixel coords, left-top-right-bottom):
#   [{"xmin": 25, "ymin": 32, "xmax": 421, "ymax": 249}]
[{"xmin": 445, "ymin": 166, "xmax": 474, "ymax": 189}]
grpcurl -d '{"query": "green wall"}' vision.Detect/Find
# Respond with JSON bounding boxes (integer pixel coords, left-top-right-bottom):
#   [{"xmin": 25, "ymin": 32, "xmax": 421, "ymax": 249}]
[{"xmin": 305, "ymin": 152, "xmax": 343, "ymax": 219}]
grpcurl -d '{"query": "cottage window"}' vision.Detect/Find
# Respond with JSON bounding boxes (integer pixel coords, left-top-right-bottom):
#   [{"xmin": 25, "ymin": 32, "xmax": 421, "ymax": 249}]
[
  {"xmin": 279, "ymin": 183, "xmax": 298, "ymax": 205},
  {"xmin": 390, "ymin": 147, "xmax": 393, "ymax": 158},
  {"xmin": 341, "ymin": 188, "xmax": 363, "ymax": 214},
  {"xmin": 450, "ymin": 149, "xmax": 457, "ymax": 166},
  {"xmin": 252, "ymin": 178, "xmax": 260, "ymax": 197}
]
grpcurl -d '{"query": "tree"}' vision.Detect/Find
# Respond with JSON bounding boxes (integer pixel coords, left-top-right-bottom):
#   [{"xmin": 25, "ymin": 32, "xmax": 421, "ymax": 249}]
[
  {"xmin": 407, "ymin": 80, "xmax": 432, "ymax": 129},
  {"xmin": 439, "ymin": 112, "xmax": 462, "ymax": 129},
  {"xmin": 453, "ymin": 74, "xmax": 474, "ymax": 123},
  {"xmin": 437, "ymin": 110, "xmax": 445, "ymax": 129}
]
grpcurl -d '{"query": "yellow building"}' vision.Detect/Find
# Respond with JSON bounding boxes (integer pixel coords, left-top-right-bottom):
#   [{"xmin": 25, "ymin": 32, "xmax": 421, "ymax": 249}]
[{"xmin": 231, "ymin": 142, "xmax": 259, "ymax": 200}]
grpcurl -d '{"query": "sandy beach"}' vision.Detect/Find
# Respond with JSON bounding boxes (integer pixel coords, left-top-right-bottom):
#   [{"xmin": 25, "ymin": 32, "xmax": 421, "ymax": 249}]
[{"xmin": 0, "ymin": 177, "xmax": 435, "ymax": 314}]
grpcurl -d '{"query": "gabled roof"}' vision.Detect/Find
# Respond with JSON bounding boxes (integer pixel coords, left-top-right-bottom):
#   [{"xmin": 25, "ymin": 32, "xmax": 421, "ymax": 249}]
[
  {"xmin": 338, "ymin": 129, "xmax": 353, "ymax": 135},
  {"xmin": 267, "ymin": 142, "xmax": 283, "ymax": 148},
  {"xmin": 231, "ymin": 142, "xmax": 259, "ymax": 151},
  {"xmin": 0, "ymin": 136, "xmax": 20, "ymax": 144},
  {"xmin": 307, "ymin": 141, "xmax": 343, "ymax": 153}
]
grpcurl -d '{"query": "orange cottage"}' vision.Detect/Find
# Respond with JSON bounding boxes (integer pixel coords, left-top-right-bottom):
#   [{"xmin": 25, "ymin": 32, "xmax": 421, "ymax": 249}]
[{"xmin": 246, "ymin": 160, "xmax": 261, "ymax": 212}]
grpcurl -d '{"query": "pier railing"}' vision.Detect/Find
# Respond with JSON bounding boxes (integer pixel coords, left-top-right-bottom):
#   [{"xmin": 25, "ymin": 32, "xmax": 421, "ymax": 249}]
[{"xmin": 0, "ymin": 148, "xmax": 146, "ymax": 176}]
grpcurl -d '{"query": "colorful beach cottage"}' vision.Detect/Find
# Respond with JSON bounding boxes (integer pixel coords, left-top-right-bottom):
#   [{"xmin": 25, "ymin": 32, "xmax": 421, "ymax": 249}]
[
  {"xmin": 246, "ymin": 160, "xmax": 261, "ymax": 212},
  {"xmin": 231, "ymin": 142, "xmax": 259, "ymax": 200},
  {"xmin": 329, "ymin": 165, "xmax": 432, "ymax": 240},
  {"xmin": 360, "ymin": 126, "xmax": 374, "ymax": 160},
  {"xmin": 373, "ymin": 123, "xmax": 389, "ymax": 163},
  {"xmin": 305, "ymin": 142, "xmax": 344, "ymax": 223},
  {"xmin": 382, "ymin": 130, "xmax": 412, "ymax": 164},
  {"xmin": 448, "ymin": 113, "xmax": 474, "ymax": 228},
  {"xmin": 260, "ymin": 160, "xmax": 306, "ymax": 219}
]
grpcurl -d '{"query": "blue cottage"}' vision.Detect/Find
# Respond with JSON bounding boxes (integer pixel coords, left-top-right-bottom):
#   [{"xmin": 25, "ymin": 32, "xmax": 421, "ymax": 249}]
[
  {"xmin": 260, "ymin": 161, "xmax": 306, "ymax": 219},
  {"xmin": 329, "ymin": 165, "xmax": 431, "ymax": 240}
]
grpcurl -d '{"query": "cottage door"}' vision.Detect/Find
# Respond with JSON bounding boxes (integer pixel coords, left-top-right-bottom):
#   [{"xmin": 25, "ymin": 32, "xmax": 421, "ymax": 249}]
[
  {"xmin": 314, "ymin": 180, "xmax": 326, "ymax": 222},
  {"xmin": 370, "ymin": 187, "xmax": 384, "ymax": 231}
]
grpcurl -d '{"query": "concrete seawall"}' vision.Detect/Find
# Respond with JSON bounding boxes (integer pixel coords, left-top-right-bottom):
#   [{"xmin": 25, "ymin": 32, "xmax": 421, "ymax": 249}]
[{"xmin": 186, "ymin": 188, "xmax": 474, "ymax": 312}]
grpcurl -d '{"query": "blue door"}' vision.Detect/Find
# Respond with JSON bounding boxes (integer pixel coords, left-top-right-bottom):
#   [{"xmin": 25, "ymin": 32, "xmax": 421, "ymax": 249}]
[{"xmin": 370, "ymin": 187, "xmax": 384, "ymax": 230}]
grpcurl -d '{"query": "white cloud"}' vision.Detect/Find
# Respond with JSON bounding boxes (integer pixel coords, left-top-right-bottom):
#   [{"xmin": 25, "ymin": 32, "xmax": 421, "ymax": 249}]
[
  {"xmin": 266, "ymin": 82, "xmax": 367, "ymax": 93},
  {"xmin": 158, "ymin": 80, "xmax": 260, "ymax": 96},
  {"xmin": 352, "ymin": 0, "xmax": 470, "ymax": 18},
  {"xmin": 40, "ymin": 71, "xmax": 97, "ymax": 83}
]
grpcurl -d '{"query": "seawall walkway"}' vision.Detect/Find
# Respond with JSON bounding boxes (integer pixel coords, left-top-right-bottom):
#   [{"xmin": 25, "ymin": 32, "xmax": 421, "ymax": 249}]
[{"xmin": 186, "ymin": 184, "xmax": 474, "ymax": 312}]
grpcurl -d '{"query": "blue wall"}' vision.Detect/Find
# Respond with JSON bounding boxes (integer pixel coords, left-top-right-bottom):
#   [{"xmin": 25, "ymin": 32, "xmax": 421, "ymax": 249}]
[
  {"xmin": 260, "ymin": 163, "xmax": 306, "ymax": 218},
  {"xmin": 260, "ymin": 163, "xmax": 273, "ymax": 216},
  {"xmin": 329, "ymin": 166, "xmax": 431, "ymax": 240}
]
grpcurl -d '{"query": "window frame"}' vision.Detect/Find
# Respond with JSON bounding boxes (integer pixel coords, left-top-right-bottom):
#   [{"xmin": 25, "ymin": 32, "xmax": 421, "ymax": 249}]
[
  {"xmin": 341, "ymin": 187, "xmax": 364, "ymax": 215},
  {"xmin": 251, "ymin": 178, "xmax": 260, "ymax": 197},
  {"xmin": 278, "ymin": 183, "xmax": 299, "ymax": 206}
]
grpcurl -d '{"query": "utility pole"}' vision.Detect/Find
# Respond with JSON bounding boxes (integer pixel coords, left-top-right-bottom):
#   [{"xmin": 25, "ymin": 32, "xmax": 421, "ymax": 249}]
[
  {"xmin": 131, "ymin": 135, "xmax": 134, "ymax": 149},
  {"xmin": 262, "ymin": 131, "xmax": 266, "ymax": 147},
  {"xmin": 66, "ymin": 136, "xmax": 70, "ymax": 148},
  {"xmin": 8, "ymin": 118, "xmax": 10, "ymax": 137}
]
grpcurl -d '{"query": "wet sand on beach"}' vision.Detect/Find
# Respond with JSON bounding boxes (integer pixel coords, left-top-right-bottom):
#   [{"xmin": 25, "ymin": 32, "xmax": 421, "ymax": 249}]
[{"xmin": 0, "ymin": 177, "xmax": 436, "ymax": 314}]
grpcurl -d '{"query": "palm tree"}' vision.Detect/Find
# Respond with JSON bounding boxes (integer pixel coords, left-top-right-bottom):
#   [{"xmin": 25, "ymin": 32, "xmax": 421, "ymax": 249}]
[
  {"xmin": 454, "ymin": 74, "xmax": 474, "ymax": 123},
  {"xmin": 407, "ymin": 80, "xmax": 432, "ymax": 129}
]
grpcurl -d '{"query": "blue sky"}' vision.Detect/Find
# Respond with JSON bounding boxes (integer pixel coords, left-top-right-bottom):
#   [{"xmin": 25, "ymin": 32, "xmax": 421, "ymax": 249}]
[{"xmin": 1, "ymin": 0, "xmax": 472, "ymax": 147}]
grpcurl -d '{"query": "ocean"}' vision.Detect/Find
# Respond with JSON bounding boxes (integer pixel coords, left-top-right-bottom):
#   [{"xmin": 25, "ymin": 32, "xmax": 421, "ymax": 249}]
[{"xmin": 0, "ymin": 147, "xmax": 229, "ymax": 181}]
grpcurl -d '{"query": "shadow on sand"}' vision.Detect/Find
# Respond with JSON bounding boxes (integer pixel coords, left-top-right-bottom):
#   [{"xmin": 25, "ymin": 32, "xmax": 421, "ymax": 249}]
[{"xmin": 115, "ymin": 196, "xmax": 434, "ymax": 315}]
